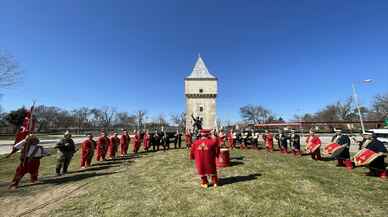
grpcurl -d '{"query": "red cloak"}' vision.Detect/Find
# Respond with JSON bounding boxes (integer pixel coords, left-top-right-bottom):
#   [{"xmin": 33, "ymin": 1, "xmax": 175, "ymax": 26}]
[{"xmin": 190, "ymin": 137, "xmax": 220, "ymax": 176}]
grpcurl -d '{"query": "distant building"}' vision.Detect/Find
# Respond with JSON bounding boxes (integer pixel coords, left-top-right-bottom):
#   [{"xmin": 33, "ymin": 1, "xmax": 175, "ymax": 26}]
[{"xmin": 185, "ymin": 55, "xmax": 217, "ymax": 130}]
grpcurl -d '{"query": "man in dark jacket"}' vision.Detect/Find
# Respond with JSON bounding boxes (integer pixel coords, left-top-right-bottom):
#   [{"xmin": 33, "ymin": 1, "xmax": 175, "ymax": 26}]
[
  {"xmin": 331, "ymin": 129, "xmax": 352, "ymax": 168},
  {"xmin": 364, "ymin": 132, "xmax": 387, "ymax": 179},
  {"xmin": 55, "ymin": 131, "xmax": 76, "ymax": 176}
]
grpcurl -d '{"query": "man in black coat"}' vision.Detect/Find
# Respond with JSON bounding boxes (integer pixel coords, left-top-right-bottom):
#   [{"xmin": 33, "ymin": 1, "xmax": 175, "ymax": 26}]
[
  {"xmin": 363, "ymin": 132, "xmax": 387, "ymax": 179},
  {"xmin": 331, "ymin": 129, "xmax": 352, "ymax": 168},
  {"xmin": 275, "ymin": 130, "xmax": 288, "ymax": 153},
  {"xmin": 289, "ymin": 130, "xmax": 301, "ymax": 155}
]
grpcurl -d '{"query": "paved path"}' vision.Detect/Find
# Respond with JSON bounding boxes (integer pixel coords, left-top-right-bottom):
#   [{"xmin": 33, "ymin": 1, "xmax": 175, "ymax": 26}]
[{"xmin": 0, "ymin": 137, "xmax": 84, "ymax": 155}]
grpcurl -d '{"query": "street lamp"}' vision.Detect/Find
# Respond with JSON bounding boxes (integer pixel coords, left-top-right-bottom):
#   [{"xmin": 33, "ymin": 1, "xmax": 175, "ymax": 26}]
[{"xmin": 352, "ymin": 79, "xmax": 373, "ymax": 134}]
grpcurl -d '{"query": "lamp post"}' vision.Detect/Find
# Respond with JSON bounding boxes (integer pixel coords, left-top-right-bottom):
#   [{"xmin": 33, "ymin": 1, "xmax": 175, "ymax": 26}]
[{"xmin": 352, "ymin": 79, "xmax": 373, "ymax": 134}]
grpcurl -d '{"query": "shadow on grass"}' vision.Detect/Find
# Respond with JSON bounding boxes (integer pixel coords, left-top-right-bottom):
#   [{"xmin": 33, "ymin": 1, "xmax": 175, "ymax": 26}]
[
  {"xmin": 230, "ymin": 156, "xmax": 245, "ymax": 161},
  {"xmin": 229, "ymin": 161, "xmax": 244, "ymax": 167},
  {"xmin": 21, "ymin": 171, "xmax": 117, "ymax": 188},
  {"xmin": 219, "ymin": 173, "xmax": 262, "ymax": 186}
]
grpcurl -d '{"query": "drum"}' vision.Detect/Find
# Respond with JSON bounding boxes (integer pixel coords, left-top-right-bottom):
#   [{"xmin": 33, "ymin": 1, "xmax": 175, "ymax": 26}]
[
  {"xmin": 324, "ymin": 143, "xmax": 346, "ymax": 158},
  {"xmin": 216, "ymin": 148, "xmax": 230, "ymax": 168},
  {"xmin": 353, "ymin": 148, "xmax": 384, "ymax": 167}
]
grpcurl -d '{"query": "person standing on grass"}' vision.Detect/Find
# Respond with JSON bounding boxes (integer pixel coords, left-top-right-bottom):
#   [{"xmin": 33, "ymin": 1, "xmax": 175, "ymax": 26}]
[
  {"xmin": 7, "ymin": 134, "xmax": 49, "ymax": 190},
  {"xmin": 143, "ymin": 130, "xmax": 151, "ymax": 151},
  {"xmin": 226, "ymin": 129, "xmax": 234, "ymax": 149},
  {"xmin": 190, "ymin": 129, "xmax": 220, "ymax": 188},
  {"xmin": 96, "ymin": 131, "xmax": 109, "ymax": 161},
  {"xmin": 275, "ymin": 130, "xmax": 288, "ymax": 153},
  {"xmin": 174, "ymin": 129, "xmax": 182, "ymax": 149},
  {"xmin": 331, "ymin": 129, "xmax": 352, "ymax": 169},
  {"xmin": 361, "ymin": 132, "xmax": 387, "ymax": 179},
  {"xmin": 108, "ymin": 132, "xmax": 120, "ymax": 159},
  {"xmin": 306, "ymin": 130, "xmax": 322, "ymax": 160},
  {"xmin": 185, "ymin": 129, "xmax": 193, "ymax": 148},
  {"xmin": 80, "ymin": 133, "xmax": 96, "ymax": 168},
  {"xmin": 120, "ymin": 129, "xmax": 130, "ymax": 157},
  {"xmin": 133, "ymin": 130, "xmax": 141, "ymax": 153},
  {"xmin": 289, "ymin": 130, "xmax": 301, "ymax": 156},
  {"xmin": 55, "ymin": 131, "xmax": 76, "ymax": 176},
  {"xmin": 264, "ymin": 130, "xmax": 274, "ymax": 152}
]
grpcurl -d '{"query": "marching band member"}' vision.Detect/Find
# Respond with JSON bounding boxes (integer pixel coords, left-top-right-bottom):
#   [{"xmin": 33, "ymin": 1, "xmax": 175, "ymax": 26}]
[
  {"xmin": 133, "ymin": 130, "xmax": 142, "ymax": 153},
  {"xmin": 80, "ymin": 133, "xmax": 96, "ymax": 168},
  {"xmin": 306, "ymin": 130, "xmax": 322, "ymax": 160},
  {"xmin": 143, "ymin": 130, "xmax": 151, "ymax": 152},
  {"xmin": 174, "ymin": 129, "xmax": 182, "ymax": 149},
  {"xmin": 185, "ymin": 129, "xmax": 193, "ymax": 149},
  {"xmin": 227, "ymin": 129, "xmax": 234, "ymax": 149},
  {"xmin": 275, "ymin": 130, "xmax": 288, "ymax": 153},
  {"xmin": 240, "ymin": 130, "xmax": 248, "ymax": 149},
  {"xmin": 190, "ymin": 129, "xmax": 220, "ymax": 188},
  {"xmin": 354, "ymin": 132, "xmax": 387, "ymax": 179},
  {"xmin": 96, "ymin": 131, "xmax": 109, "ymax": 161},
  {"xmin": 218, "ymin": 130, "xmax": 226, "ymax": 147},
  {"xmin": 120, "ymin": 129, "xmax": 130, "ymax": 156},
  {"xmin": 331, "ymin": 129, "xmax": 352, "ymax": 169},
  {"xmin": 7, "ymin": 134, "xmax": 49, "ymax": 189},
  {"xmin": 289, "ymin": 130, "xmax": 301, "ymax": 155},
  {"xmin": 108, "ymin": 132, "xmax": 120, "ymax": 159},
  {"xmin": 264, "ymin": 130, "xmax": 274, "ymax": 152}
]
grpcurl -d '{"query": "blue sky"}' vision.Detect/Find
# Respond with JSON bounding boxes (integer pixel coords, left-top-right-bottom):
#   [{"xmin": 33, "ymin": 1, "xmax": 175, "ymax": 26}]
[{"xmin": 1, "ymin": 0, "xmax": 388, "ymax": 121}]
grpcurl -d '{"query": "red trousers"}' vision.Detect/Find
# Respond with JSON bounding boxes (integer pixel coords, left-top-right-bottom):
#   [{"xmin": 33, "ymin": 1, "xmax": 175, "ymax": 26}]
[
  {"xmin": 11, "ymin": 159, "xmax": 40, "ymax": 187},
  {"xmin": 96, "ymin": 145, "xmax": 107, "ymax": 161},
  {"xmin": 120, "ymin": 143, "xmax": 128, "ymax": 156}
]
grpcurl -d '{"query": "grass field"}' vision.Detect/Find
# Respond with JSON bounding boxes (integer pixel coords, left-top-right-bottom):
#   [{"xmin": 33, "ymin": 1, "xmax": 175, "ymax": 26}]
[{"xmin": 0, "ymin": 146, "xmax": 387, "ymax": 217}]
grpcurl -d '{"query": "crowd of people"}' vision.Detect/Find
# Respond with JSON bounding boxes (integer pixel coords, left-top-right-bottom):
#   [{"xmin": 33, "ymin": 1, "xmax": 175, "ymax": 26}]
[{"xmin": 5, "ymin": 126, "xmax": 387, "ymax": 190}]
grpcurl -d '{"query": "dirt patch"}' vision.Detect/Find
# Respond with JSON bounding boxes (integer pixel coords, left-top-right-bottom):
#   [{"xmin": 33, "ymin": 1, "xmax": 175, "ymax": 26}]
[{"xmin": 0, "ymin": 182, "xmax": 88, "ymax": 217}]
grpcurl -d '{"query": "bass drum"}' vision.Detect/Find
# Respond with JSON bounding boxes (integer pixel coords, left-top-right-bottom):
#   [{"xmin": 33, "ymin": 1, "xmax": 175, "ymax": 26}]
[
  {"xmin": 324, "ymin": 143, "xmax": 346, "ymax": 158},
  {"xmin": 353, "ymin": 148, "xmax": 384, "ymax": 167},
  {"xmin": 216, "ymin": 148, "xmax": 230, "ymax": 168}
]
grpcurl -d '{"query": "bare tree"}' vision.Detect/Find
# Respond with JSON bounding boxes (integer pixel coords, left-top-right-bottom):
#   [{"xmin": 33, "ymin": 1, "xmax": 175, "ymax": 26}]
[
  {"xmin": 134, "ymin": 110, "xmax": 147, "ymax": 129},
  {"xmin": 100, "ymin": 106, "xmax": 116, "ymax": 129},
  {"xmin": 0, "ymin": 50, "xmax": 21, "ymax": 89},
  {"xmin": 240, "ymin": 105, "xmax": 271, "ymax": 124},
  {"xmin": 72, "ymin": 107, "xmax": 91, "ymax": 133},
  {"xmin": 115, "ymin": 112, "xmax": 136, "ymax": 129},
  {"xmin": 170, "ymin": 112, "xmax": 186, "ymax": 129}
]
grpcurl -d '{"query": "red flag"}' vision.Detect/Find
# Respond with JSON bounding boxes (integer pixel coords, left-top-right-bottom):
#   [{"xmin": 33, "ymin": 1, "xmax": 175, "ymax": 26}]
[{"xmin": 13, "ymin": 105, "xmax": 35, "ymax": 145}]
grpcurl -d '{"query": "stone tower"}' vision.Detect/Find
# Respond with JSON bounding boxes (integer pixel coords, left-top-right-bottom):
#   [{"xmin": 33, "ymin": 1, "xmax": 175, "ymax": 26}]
[{"xmin": 185, "ymin": 55, "xmax": 217, "ymax": 130}]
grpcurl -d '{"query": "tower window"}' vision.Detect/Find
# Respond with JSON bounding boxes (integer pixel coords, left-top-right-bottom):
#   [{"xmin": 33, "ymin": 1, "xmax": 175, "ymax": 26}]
[
  {"xmin": 199, "ymin": 106, "xmax": 204, "ymax": 112},
  {"xmin": 199, "ymin": 89, "xmax": 203, "ymax": 93}
]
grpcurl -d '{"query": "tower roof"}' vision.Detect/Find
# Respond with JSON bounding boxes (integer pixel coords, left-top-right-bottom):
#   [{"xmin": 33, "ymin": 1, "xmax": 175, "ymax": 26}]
[{"xmin": 186, "ymin": 55, "xmax": 216, "ymax": 79}]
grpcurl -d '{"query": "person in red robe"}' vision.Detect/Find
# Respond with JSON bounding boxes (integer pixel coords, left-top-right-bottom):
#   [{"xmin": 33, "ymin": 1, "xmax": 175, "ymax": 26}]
[
  {"xmin": 185, "ymin": 129, "xmax": 193, "ymax": 148},
  {"xmin": 96, "ymin": 131, "xmax": 109, "ymax": 161},
  {"xmin": 133, "ymin": 130, "xmax": 141, "ymax": 153},
  {"xmin": 143, "ymin": 130, "xmax": 151, "ymax": 151},
  {"xmin": 306, "ymin": 130, "xmax": 322, "ymax": 160},
  {"xmin": 7, "ymin": 134, "xmax": 49, "ymax": 189},
  {"xmin": 226, "ymin": 129, "xmax": 234, "ymax": 149},
  {"xmin": 264, "ymin": 130, "xmax": 273, "ymax": 152},
  {"xmin": 190, "ymin": 129, "xmax": 220, "ymax": 188},
  {"xmin": 80, "ymin": 133, "xmax": 96, "ymax": 168},
  {"xmin": 120, "ymin": 129, "xmax": 130, "ymax": 157},
  {"xmin": 108, "ymin": 133, "xmax": 120, "ymax": 159}
]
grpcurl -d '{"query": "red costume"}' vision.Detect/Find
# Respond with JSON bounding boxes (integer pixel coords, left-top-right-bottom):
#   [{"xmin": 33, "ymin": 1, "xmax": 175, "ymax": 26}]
[
  {"xmin": 226, "ymin": 131, "xmax": 234, "ymax": 148},
  {"xmin": 9, "ymin": 136, "xmax": 49, "ymax": 189},
  {"xmin": 108, "ymin": 136, "xmax": 120, "ymax": 159},
  {"xmin": 80, "ymin": 138, "xmax": 95, "ymax": 167},
  {"xmin": 190, "ymin": 129, "xmax": 220, "ymax": 188},
  {"xmin": 120, "ymin": 133, "xmax": 130, "ymax": 156},
  {"xmin": 143, "ymin": 133, "xmax": 151, "ymax": 151},
  {"xmin": 306, "ymin": 135, "xmax": 322, "ymax": 160},
  {"xmin": 133, "ymin": 132, "xmax": 141, "ymax": 153},
  {"xmin": 265, "ymin": 133, "xmax": 273, "ymax": 152},
  {"xmin": 185, "ymin": 131, "xmax": 192, "ymax": 148},
  {"xmin": 96, "ymin": 135, "xmax": 109, "ymax": 161}
]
